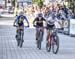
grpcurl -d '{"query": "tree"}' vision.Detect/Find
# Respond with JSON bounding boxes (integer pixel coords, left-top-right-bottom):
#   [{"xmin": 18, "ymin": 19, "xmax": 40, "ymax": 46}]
[
  {"xmin": 32, "ymin": 0, "xmax": 44, "ymax": 8},
  {"xmin": 38, "ymin": 0, "xmax": 43, "ymax": 8},
  {"xmin": 32, "ymin": 0, "xmax": 38, "ymax": 3}
]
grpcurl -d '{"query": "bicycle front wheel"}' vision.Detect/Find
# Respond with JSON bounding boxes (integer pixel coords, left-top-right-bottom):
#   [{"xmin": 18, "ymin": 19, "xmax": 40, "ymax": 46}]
[
  {"xmin": 52, "ymin": 36, "xmax": 59, "ymax": 54},
  {"xmin": 38, "ymin": 31, "xmax": 43, "ymax": 50},
  {"xmin": 19, "ymin": 31, "xmax": 24, "ymax": 48}
]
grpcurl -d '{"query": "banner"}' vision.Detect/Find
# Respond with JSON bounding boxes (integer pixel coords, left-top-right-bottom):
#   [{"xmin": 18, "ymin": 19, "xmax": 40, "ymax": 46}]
[
  {"xmin": 70, "ymin": 19, "xmax": 75, "ymax": 35},
  {"xmin": 63, "ymin": 19, "xmax": 70, "ymax": 35}
]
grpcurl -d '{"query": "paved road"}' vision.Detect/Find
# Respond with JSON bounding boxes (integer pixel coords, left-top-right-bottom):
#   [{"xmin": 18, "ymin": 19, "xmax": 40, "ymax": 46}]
[
  {"xmin": 0, "ymin": 18, "xmax": 75, "ymax": 59},
  {"xmin": 0, "ymin": 25, "xmax": 75, "ymax": 59}
]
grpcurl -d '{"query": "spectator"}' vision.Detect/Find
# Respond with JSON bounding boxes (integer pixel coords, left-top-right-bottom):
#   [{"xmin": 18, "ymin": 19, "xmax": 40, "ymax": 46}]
[
  {"xmin": 62, "ymin": 5, "xmax": 68, "ymax": 18},
  {"xmin": 68, "ymin": 10, "xmax": 75, "ymax": 19}
]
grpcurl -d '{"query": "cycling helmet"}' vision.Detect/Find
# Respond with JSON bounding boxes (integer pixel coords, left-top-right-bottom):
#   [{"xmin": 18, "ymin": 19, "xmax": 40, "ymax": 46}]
[
  {"xmin": 51, "ymin": 13, "xmax": 56, "ymax": 18},
  {"xmin": 38, "ymin": 13, "xmax": 43, "ymax": 17},
  {"xmin": 19, "ymin": 11, "xmax": 24, "ymax": 15}
]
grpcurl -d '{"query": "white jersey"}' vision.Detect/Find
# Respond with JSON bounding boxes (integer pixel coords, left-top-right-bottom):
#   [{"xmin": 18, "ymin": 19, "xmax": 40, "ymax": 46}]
[{"xmin": 47, "ymin": 16, "xmax": 58, "ymax": 25}]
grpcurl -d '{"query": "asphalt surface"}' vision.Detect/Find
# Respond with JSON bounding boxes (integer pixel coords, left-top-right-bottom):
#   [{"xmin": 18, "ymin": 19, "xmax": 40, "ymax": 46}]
[{"xmin": 0, "ymin": 18, "xmax": 75, "ymax": 59}]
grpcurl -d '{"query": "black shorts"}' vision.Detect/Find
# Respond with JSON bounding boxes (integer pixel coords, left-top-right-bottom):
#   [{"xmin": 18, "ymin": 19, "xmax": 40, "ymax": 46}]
[
  {"xmin": 46, "ymin": 24, "xmax": 55, "ymax": 30},
  {"xmin": 36, "ymin": 25, "xmax": 43, "ymax": 28},
  {"xmin": 36, "ymin": 23, "xmax": 43, "ymax": 27}
]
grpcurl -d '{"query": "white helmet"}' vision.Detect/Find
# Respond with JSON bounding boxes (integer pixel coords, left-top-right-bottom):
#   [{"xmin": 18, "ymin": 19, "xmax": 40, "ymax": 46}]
[{"xmin": 19, "ymin": 11, "xmax": 24, "ymax": 15}]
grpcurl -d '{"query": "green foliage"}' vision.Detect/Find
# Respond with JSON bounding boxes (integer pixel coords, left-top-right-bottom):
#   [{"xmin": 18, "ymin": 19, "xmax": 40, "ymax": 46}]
[
  {"xmin": 38, "ymin": 0, "xmax": 43, "ymax": 8},
  {"xmin": 32, "ymin": 0, "xmax": 44, "ymax": 8},
  {"xmin": 32, "ymin": 0, "xmax": 38, "ymax": 3}
]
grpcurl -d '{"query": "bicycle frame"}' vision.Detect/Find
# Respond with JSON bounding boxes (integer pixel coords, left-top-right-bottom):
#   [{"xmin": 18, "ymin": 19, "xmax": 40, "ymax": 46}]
[
  {"xmin": 37, "ymin": 27, "xmax": 44, "ymax": 41},
  {"xmin": 14, "ymin": 26, "xmax": 24, "ymax": 47},
  {"xmin": 14, "ymin": 25, "xmax": 28, "ymax": 47},
  {"xmin": 38, "ymin": 27, "xmax": 43, "ymax": 34},
  {"xmin": 17, "ymin": 29, "xmax": 24, "ymax": 45},
  {"xmin": 48, "ymin": 29, "xmax": 57, "ymax": 46},
  {"xmin": 17, "ymin": 29, "xmax": 24, "ymax": 39},
  {"xmin": 36, "ymin": 27, "xmax": 44, "ymax": 49}
]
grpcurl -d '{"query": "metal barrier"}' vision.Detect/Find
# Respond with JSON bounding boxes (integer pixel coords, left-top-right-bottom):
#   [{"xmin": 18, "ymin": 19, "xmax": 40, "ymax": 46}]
[
  {"xmin": 69, "ymin": 19, "xmax": 75, "ymax": 37},
  {"xmin": 58, "ymin": 19, "xmax": 70, "ymax": 34}
]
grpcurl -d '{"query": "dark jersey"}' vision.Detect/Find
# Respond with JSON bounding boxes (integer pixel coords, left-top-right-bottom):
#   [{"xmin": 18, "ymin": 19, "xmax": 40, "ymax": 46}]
[{"xmin": 34, "ymin": 17, "xmax": 45, "ymax": 27}]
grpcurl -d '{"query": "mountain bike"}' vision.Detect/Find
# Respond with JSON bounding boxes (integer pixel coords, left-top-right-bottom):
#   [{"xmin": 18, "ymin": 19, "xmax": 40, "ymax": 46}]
[
  {"xmin": 34, "ymin": 25, "xmax": 44, "ymax": 50},
  {"xmin": 14, "ymin": 25, "xmax": 28, "ymax": 48},
  {"xmin": 46, "ymin": 27, "xmax": 59, "ymax": 54}
]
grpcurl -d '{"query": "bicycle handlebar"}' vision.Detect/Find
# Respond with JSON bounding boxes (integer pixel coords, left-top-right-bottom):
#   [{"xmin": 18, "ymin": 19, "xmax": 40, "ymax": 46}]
[
  {"xmin": 13, "ymin": 25, "xmax": 29, "ymax": 28},
  {"xmin": 33, "ymin": 25, "xmax": 46, "ymax": 28}
]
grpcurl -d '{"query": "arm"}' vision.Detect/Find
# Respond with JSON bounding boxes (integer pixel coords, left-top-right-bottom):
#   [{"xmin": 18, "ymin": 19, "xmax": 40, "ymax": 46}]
[
  {"xmin": 13, "ymin": 20, "xmax": 16, "ymax": 26},
  {"xmin": 33, "ymin": 18, "xmax": 37, "ymax": 26},
  {"xmin": 43, "ymin": 17, "xmax": 46, "ymax": 21},
  {"xmin": 13, "ymin": 16, "xmax": 18, "ymax": 26},
  {"xmin": 42, "ymin": 17, "xmax": 48, "ymax": 27},
  {"xmin": 55, "ymin": 18, "xmax": 62, "ymax": 26},
  {"xmin": 24, "ymin": 16, "xmax": 29, "ymax": 26}
]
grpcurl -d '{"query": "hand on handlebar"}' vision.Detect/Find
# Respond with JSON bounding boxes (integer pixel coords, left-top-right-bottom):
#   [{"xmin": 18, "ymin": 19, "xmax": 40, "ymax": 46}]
[
  {"xmin": 27, "ymin": 25, "xmax": 29, "ymax": 27},
  {"xmin": 24, "ymin": 25, "xmax": 29, "ymax": 28},
  {"xmin": 33, "ymin": 24, "xmax": 36, "ymax": 27},
  {"xmin": 13, "ymin": 24, "xmax": 16, "ymax": 27}
]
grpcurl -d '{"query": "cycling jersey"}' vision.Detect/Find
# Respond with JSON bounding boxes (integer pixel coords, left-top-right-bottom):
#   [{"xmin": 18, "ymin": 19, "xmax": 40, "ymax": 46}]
[
  {"xmin": 15, "ymin": 15, "xmax": 27, "ymax": 26},
  {"xmin": 34, "ymin": 17, "xmax": 46, "ymax": 27},
  {"xmin": 46, "ymin": 16, "xmax": 58, "ymax": 29},
  {"xmin": 47, "ymin": 17, "xmax": 58, "ymax": 25}
]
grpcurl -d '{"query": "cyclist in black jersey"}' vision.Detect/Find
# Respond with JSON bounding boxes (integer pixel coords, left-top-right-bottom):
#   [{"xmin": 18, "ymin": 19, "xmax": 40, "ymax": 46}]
[{"xmin": 33, "ymin": 13, "xmax": 46, "ymax": 41}]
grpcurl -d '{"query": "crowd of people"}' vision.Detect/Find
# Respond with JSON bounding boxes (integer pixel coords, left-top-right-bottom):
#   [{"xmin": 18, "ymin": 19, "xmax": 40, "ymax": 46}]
[
  {"xmin": 14, "ymin": 2, "xmax": 75, "ymax": 29},
  {"xmin": 28, "ymin": 3, "xmax": 75, "ymax": 29},
  {"xmin": 14, "ymin": 2, "xmax": 75, "ymax": 20},
  {"xmin": 30, "ymin": 3, "xmax": 75, "ymax": 19}
]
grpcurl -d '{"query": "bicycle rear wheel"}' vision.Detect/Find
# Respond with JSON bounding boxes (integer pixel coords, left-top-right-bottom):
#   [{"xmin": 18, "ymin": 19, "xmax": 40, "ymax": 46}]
[
  {"xmin": 46, "ymin": 41, "xmax": 51, "ymax": 52},
  {"xmin": 52, "ymin": 36, "xmax": 59, "ymax": 54}
]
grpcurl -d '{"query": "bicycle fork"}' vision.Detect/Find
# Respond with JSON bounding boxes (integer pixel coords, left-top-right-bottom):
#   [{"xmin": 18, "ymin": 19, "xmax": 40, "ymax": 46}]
[{"xmin": 47, "ymin": 34, "xmax": 54, "ymax": 46}]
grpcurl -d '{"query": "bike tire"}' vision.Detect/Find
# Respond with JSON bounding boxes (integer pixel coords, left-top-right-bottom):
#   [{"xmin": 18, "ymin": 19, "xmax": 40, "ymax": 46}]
[
  {"xmin": 20, "ymin": 40, "xmax": 23, "ymax": 48},
  {"xmin": 52, "ymin": 36, "xmax": 59, "ymax": 54},
  {"xmin": 16, "ymin": 34, "xmax": 20, "ymax": 46},
  {"xmin": 19, "ymin": 31, "xmax": 24, "ymax": 48},
  {"xmin": 18, "ymin": 39, "xmax": 20, "ymax": 46},
  {"xmin": 38, "ymin": 40, "xmax": 41, "ymax": 49},
  {"xmin": 37, "ymin": 32, "xmax": 43, "ymax": 50},
  {"xmin": 46, "ymin": 42, "xmax": 51, "ymax": 52},
  {"xmin": 16, "ymin": 30, "xmax": 21, "ymax": 47}
]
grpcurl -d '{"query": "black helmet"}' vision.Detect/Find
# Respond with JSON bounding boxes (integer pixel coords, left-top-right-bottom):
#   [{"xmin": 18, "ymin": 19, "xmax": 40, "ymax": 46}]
[{"xmin": 38, "ymin": 13, "xmax": 43, "ymax": 17}]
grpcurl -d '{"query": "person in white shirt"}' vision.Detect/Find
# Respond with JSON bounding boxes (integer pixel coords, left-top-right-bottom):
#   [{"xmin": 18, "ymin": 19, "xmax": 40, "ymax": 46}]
[{"xmin": 46, "ymin": 14, "xmax": 59, "ymax": 41}]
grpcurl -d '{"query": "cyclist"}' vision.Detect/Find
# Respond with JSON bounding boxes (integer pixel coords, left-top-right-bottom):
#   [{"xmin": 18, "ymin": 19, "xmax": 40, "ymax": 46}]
[
  {"xmin": 13, "ymin": 11, "xmax": 29, "ymax": 40},
  {"xmin": 33, "ymin": 13, "xmax": 46, "ymax": 41},
  {"xmin": 46, "ymin": 14, "xmax": 59, "ymax": 41}
]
